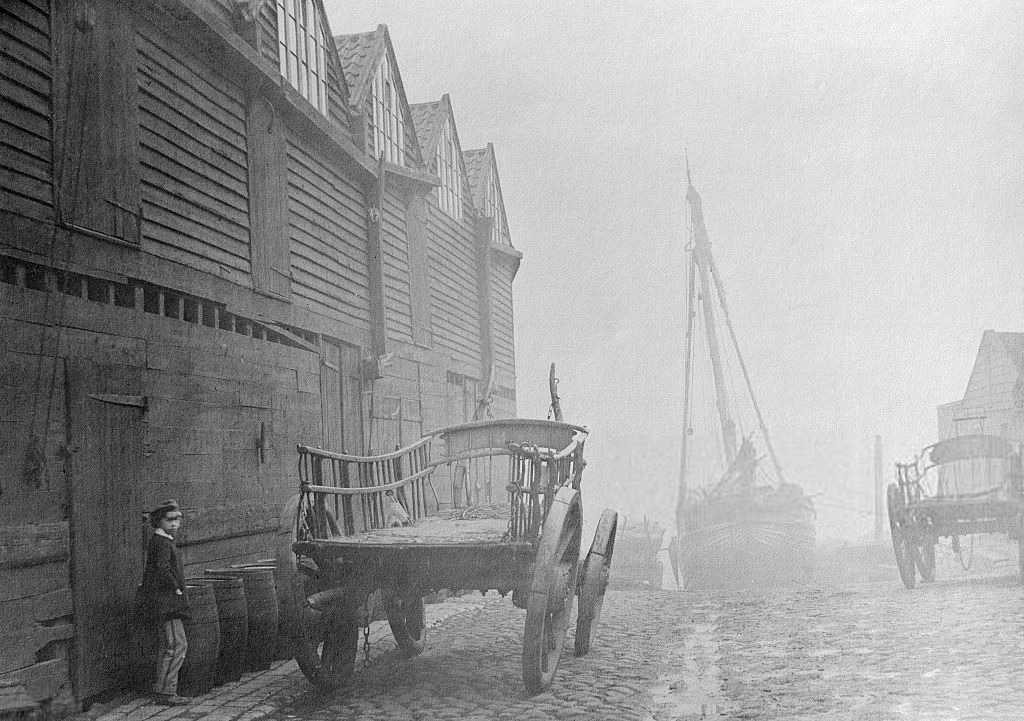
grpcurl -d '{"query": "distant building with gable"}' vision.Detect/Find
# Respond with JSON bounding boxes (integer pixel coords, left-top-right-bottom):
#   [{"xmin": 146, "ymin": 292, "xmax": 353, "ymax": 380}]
[{"xmin": 938, "ymin": 330, "xmax": 1024, "ymax": 441}]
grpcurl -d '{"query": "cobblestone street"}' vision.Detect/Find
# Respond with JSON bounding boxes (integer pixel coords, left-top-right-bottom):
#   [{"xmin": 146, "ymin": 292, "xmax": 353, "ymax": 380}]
[{"xmin": 78, "ymin": 570, "xmax": 1024, "ymax": 721}]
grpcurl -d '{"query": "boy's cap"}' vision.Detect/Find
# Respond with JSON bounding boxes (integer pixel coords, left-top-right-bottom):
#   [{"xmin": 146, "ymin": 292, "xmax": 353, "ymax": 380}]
[{"xmin": 149, "ymin": 499, "xmax": 180, "ymax": 517}]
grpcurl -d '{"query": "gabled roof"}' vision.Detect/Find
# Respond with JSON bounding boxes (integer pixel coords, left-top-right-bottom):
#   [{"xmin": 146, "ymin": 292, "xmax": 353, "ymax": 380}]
[
  {"xmin": 333, "ymin": 24, "xmax": 424, "ymax": 167},
  {"xmin": 995, "ymin": 332, "xmax": 1024, "ymax": 375},
  {"xmin": 333, "ymin": 29, "xmax": 377, "ymax": 99},
  {"xmin": 409, "ymin": 100, "xmax": 442, "ymax": 154},
  {"xmin": 410, "ymin": 95, "xmax": 470, "ymax": 191},
  {"xmin": 463, "ymin": 144, "xmax": 512, "ymax": 242}
]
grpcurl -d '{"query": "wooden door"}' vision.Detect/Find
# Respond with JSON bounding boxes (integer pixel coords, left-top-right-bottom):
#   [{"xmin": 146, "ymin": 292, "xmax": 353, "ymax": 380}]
[
  {"xmin": 320, "ymin": 344, "xmax": 342, "ymax": 452},
  {"xmin": 246, "ymin": 92, "xmax": 291, "ymax": 298},
  {"xmin": 53, "ymin": 0, "xmax": 141, "ymax": 244},
  {"xmin": 337, "ymin": 344, "xmax": 363, "ymax": 455},
  {"xmin": 321, "ymin": 341, "xmax": 363, "ymax": 455},
  {"xmin": 65, "ymin": 360, "xmax": 145, "ymax": 700}
]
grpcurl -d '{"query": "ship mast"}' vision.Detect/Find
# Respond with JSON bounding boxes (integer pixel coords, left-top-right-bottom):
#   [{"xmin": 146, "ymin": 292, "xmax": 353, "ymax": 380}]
[
  {"xmin": 676, "ymin": 163, "xmax": 787, "ymax": 531},
  {"xmin": 687, "ymin": 167, "xmax": 737, "ymax": 467}
]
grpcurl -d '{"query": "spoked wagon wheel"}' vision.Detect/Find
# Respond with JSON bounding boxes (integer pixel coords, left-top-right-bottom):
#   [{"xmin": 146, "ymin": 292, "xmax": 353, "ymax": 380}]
[
  {"xmin": 575, "ymin": 508, "xmax": 618, "ymax": 657},
  {"xmin": 384, "ymin": 591, "xmax": 426, "ymax": 656},
  {"xmin": 887, "ymin": 483, "xmax": 916, "ymax": 589},
  {"xmin": 522, "ymin": 486, "xmax": 583, "ymax": 696},
  {"xmin": 915, "ymin": 539, "xmax": 936, "ymax": 583},
  {"xmin": 276, "ymin": 495, "xmax": 359, "ymax": 689}
]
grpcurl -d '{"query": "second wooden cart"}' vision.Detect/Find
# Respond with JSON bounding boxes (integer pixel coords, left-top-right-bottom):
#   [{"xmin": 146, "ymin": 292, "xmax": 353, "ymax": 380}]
[{"xmin": 274, "ymin": 418, "xmax": 619, "ymax": 695}]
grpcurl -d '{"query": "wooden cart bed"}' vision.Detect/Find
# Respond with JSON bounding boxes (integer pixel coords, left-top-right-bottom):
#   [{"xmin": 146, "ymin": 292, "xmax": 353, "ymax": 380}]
[{"xmin": 311, "ymin": 514, "xmax": 512, "ymax": 546}]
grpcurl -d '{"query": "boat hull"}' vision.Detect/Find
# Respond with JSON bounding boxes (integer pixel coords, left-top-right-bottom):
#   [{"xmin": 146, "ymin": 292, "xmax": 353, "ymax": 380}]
[{"xmin": 678, "ymin": 520, "xmax": 814, "ymax": 590}]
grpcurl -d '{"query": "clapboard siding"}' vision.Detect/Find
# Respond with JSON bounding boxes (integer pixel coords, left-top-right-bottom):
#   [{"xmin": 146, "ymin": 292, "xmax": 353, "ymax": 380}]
[
  {"xmin": 424, "ymin": 200, "xmax": 482, "ymax": 367},
  {"xmin": 491, "ymin": 255, "xmax": 516, "ymax": 376},
  {"xmin": 0, "ymin": 0, "xmax": 52, "ymax": 222},
  {"xmin": 382, "ymin": 194, "xmax": 412, "ymax": 344},
  {"xmin": 137, "ymin": 20, "xmax": 253, "ymax": 275},
  {"xmin": 962, "ymin": 334, "xmax": 1019, "ymax": 413},
  {"xmin": 285, "ymin": 135, "xmax": 372, "ymax": 331}
]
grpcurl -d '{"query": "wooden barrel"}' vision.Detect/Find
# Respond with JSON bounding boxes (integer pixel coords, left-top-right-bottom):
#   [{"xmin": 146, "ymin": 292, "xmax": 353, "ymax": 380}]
[
  {"xmin": 202, "ymin": 576, "xmax": 249, "ymax": 684},
  {"xmin": 179, "ymin": 582, "xmax": 221, "ymax": 696},
  {"xmin": 230, "ymin": 563, "xmax": 290, "ymax": 660},
  {"xmin": 205, "ymin": 568, "xmax": 278, "ymax": 671}
]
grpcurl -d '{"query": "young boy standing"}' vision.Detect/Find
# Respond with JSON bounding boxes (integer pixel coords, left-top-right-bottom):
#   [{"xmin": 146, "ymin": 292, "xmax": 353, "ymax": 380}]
[{"xmin": 140, "ymin": 499, "xmax": 191, "ymax": 706}]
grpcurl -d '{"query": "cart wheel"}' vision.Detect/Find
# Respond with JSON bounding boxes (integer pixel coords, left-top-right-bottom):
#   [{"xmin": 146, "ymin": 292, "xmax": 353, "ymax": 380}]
[
  {"xmin": 575, "ymin": 508, "xmax": 618, "ymax": 657},
  {"xmin": 384, "ymin": 592, "xmax": 426, "ymax": 657},
  {"xmin": 522, "ymin": 486, "xmax": 583, "ymax": 696},
  {"xmin": 916, "ymin": 541, "xmax": 936, "ymax": 583},
  {"xmin": 276, "ymin": 495, "xmax": 359, "ymax": 688},
  {"xmin": 887, "ymin": 483, "xmax": 916, "ymax": 589}
]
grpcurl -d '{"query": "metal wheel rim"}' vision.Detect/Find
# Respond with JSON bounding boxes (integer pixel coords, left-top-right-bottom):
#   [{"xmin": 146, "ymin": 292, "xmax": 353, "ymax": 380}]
[
  {"xmin": 574, "ymin": 508, "xmax": 617, "ymax": 657},
  {"xmin": 386, "ymin": 594, "xmax": 426, "ymax": 656},
  {"xmin": 523, "ymin": 487, "xmax": 582, "ymax": 695},
  {"xmin": 887, "ymin": 484, "xmax": 916, "ymax": 589},
  {"xmin": 277, "ymin": 495, "xmax": 359, "ymax": 688},
  {"xmin": 916, "ymin": 541, "xmax": 936, "ymax": 582}
]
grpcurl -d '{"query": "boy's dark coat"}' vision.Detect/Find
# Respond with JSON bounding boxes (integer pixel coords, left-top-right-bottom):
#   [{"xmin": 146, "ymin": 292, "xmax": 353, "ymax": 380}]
[{"xmin": 138, "ymin": 533, "xmax": 191, "ymax": 620}]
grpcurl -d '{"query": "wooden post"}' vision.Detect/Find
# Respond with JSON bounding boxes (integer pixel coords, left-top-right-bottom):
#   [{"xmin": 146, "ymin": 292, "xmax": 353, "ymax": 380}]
[
  {"xmin": 474, "ymin": 216, "xmax": 495, "ymax": 384},
  {"xmin": 365, "ymin": 156, "xmax": 388, "ymax": 360}
]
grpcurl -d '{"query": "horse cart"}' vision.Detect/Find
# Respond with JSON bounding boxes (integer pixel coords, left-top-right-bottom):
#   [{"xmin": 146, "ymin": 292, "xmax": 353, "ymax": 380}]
[
  {"xmin": 887, "ymin": 434, "xmax": 1024, "ymax": 589},
  {"xmin": 274, "ymin": 418, "xmax": 619, "ymax": 695}
]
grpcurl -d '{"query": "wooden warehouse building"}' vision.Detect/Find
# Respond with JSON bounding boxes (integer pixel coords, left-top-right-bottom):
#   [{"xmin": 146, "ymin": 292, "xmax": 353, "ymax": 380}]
[{"xmin": 0, "ymin": 0, "xmax": 522, "ymax": 710}]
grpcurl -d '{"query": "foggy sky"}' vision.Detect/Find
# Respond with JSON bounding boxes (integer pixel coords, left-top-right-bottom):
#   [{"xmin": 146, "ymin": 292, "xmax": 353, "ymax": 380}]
[{"xmin": 328, "ymin": 1, "xmax": 1024, "ymax": 539}]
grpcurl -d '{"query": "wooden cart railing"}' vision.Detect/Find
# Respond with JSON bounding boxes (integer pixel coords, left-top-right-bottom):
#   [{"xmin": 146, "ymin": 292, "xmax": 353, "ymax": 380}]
[
  {"xmin": 279, "ymin": 417, "xmax": 617, "ymax": 697},
  {"xmin": 888, "ymin": 434, "xmax": 1024, "ymax": 589},
  {"xmin": 294, "ymin": 418, "xmax": 588, "ymax": 544},
  {"xmin": 297, "ymin": 437, "xmax": 436, "ymax": 537}
]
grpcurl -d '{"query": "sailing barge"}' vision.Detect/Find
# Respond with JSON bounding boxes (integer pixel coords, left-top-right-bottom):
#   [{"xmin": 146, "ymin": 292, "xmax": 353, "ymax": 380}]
[{"xmin": 669, "ymin": 168, "xmax": 815, "ymax": 590}]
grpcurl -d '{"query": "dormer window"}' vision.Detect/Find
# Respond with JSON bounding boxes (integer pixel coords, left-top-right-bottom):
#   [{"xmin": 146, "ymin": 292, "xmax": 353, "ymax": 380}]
[
  {"xmin": 368, "ymin": 53, "xmax": 404, "ymax": 163},
  {"xmin": 276, "ymin": 0, "xmax": 328, "ymax": 114},
  {"xmin": 436, "ymin": 118, "xmax": 461, "ymax": 219},
  {"xmin": 485, "ymin": 170, "xmax": 502, "ymax": 244}
]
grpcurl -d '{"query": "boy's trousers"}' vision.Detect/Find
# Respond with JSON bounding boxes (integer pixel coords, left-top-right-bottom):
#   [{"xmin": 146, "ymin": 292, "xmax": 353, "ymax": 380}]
[{"xmin": 153, "ymin": 618, "xmax": 188, "ymax": 695}]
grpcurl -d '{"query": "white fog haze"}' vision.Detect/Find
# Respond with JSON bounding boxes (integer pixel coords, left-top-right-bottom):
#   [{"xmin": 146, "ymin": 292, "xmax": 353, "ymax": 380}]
[{"xmin": 329, "ymin": 0, "xmax": 1024, "ymax": 541}]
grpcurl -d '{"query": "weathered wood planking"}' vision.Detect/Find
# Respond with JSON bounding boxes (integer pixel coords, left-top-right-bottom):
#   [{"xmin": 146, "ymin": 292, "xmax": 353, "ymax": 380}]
[
  {"xmin": 285, "ymin": 134, "xmax": 372, "ymax": 329},
  {"xmin": 247, "ymin": 91, "xmax": 291, "ymax": 298},
  {"xmin": 0, "ymin": 523, "xmax": 68, "ymax": 570},
  {"xmin": 381, "ymin": 192, "xmax": 413, "ymax": 344},
  {"xmin": 0, "ymin": 590, "xmax": 74, "ymax": 675},
  {"xmin": 0, "ymin": 0, "xmax": 52, "ymax": 222},
  {"xmin": 406, "ymin": 194, "xmax": 433, "ymax": 347},
  {"xmin": 65, "ymin": 359, "xmax": 146, "ymax": 700},
  {"xmin": 52, "ymin": 0, "xmax": 141, "ymax": 244},
  {"xmin": 0, "ymin": 339, "xmax": 67, "ymax": 511},
  {"xmin": 425, "ymin": 201, "xmax": 484, "ymax": 368},
  {"xmin": 137, "ymin": 18, "xmax": 252, "ymax": 273},
  {"xmin": 490, "ymin": 254, "xmax": 517, "ymax": 378}
]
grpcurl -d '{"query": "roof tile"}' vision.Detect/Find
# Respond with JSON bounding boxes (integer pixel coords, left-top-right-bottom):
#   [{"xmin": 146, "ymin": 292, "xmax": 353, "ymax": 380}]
[
  {"xmin": 333, "ymin": 29, "xmax": 380, "ymax": 102},
  {"xmin": 409, "ymin": 100, "xmax": 442, "ymax": 160}
]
